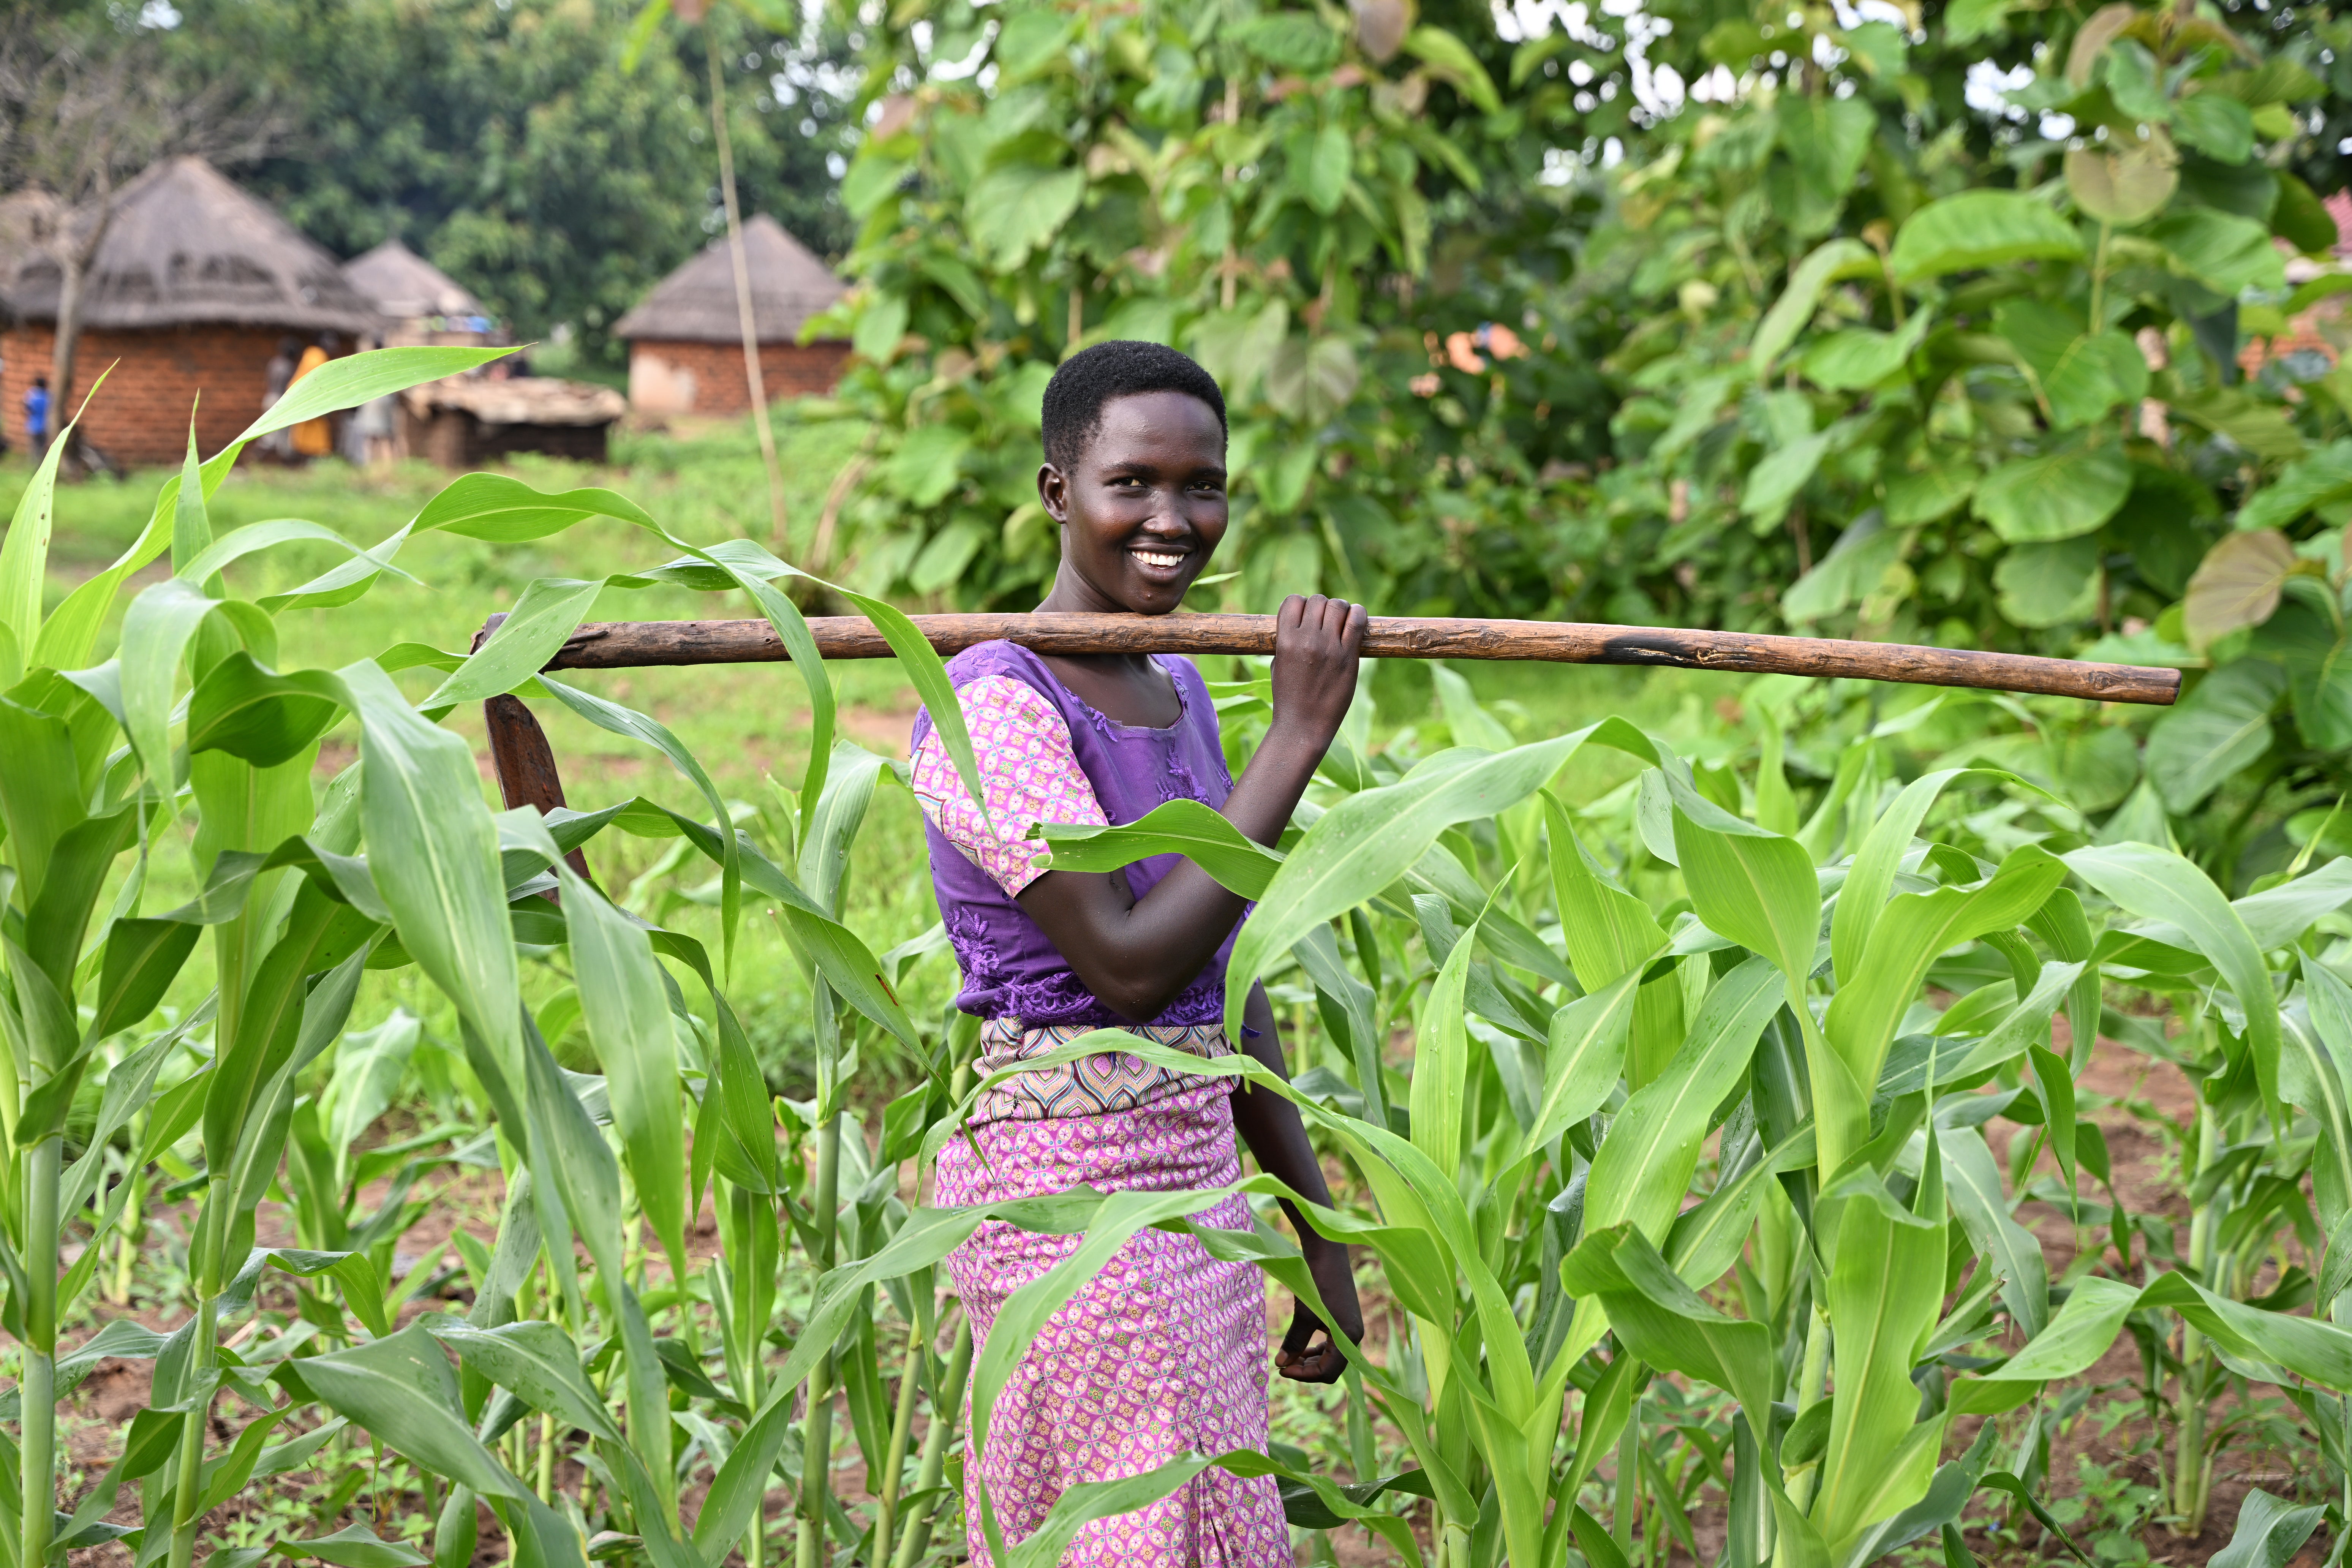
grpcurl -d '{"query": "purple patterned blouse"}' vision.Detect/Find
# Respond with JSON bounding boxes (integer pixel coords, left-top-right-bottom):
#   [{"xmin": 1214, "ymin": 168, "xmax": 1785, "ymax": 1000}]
[{"xmin": 909, "ymin": 640, "xmax": 1243, "ymax": 1029}]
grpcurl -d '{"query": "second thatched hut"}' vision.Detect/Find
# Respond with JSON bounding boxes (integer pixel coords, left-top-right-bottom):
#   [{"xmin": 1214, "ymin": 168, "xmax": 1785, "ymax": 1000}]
[{"xmin": 613, "ymin": 215, "xmax": 849, "ymax": 418}]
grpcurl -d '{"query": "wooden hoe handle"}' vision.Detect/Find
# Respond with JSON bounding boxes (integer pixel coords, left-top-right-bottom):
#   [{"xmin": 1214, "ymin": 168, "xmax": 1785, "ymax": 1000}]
[
  {"xmin": 534, "ymin": 613, "xmax": 2181, "ymax": 707},
  {"xmin": 474, "ymin": 611, "xmax": 2178, "ymax": 845}
]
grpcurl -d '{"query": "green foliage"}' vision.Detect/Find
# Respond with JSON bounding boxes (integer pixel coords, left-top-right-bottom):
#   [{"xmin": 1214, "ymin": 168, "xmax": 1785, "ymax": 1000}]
[
  {"xmin": 815, "ymin": 0, "xmax": 2351, "ymax": 887},
  {"xmin": 16, "ymin": 348, "xmax": 2352, "ymax": 1562}
]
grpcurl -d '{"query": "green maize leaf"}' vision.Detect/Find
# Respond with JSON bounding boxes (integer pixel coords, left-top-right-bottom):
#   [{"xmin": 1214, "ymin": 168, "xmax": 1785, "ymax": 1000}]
[
  {"xmin": 1227, "ymin": 721, "xmax": 1658, "ymax": 1041},
  {"xmin": 555, "ymin": 865, "xmax": 688, "ymax": 1272},
  {"xmin": 194, "ymin": 1407, "xmax": 296, "ymax": 1516},
  {"xmin": 1032, "ymin": 798, "xmax": 1284, "ymax": 898},
  {"xmin": 300, "ymin": 1326, "xmax": 529, "ymax": 1503},
  {"xmin": 517, "ymin": 1019, "xmax": 671, "ymax": 1503},
  {"xmin": 344, "ymin": 659, "xmax": 525, "ymax": 1095},
  {"xmin": 0, "ymin": 695, "xmax": 88, "ymax": 904},
  {"xmin": 2294, "ymin": 958, "xmax": 2352, "ymax": 1224},
  {"xmin": 620, "ymin": 536, "xmax": 840, "ymax": 819},
  {"xmin": 25, "ymin": 803, "xmax": 137, "ymax": 994},
  {"xmin": 31, "ymin": 434, "xmax": 228, "ymax": 670},
  {"xmin": 422, "ymin": 576, "xmax": 607, "ymax": 714},
  {"xmin": 413, "ymin": 471, "xmax": 653, "ymax": 541},
  {"xmin": 531, "ymin": 672, "xmax": 744, "ymax": 978},
  {"xmin": 2229, "ymin": 856, "xmax": 2352, "ymax": 947},
  {"xmin": 1544, "ymin": 792, "xmax": 1681, "ymax": 1083},
  {"xmin": 239, "ymin": 346, "xmax": 512, "ymax": 446},
  {"xmin": 117, "ymin": 578, "xmax": 220, "ymax": 789},
  {"xmin": 1410, "ymin": 914, "xmax": 1481, "ymax": 1176},
  {"xmin": 1563, "ymin": 1223, "xmax": 1777, "ymax": 1423},
  {"xmin": 1667, "ymin": 789, "xmax": 1818, "ymax": 988},
  {"xmin": 254, "ymin": 523, "xmax": 418, "ymax": 616},
  {"xmin": 1517, "ymin": 966, "xmax": 1644, "ymax": 1161},
  {"xmin": 60, "ymin": 1012, "xmax": 202, "ymax": 1216},
  {"xmin": 1562, "ymin": 1347, "xmax": 1641, "ymax": 1503},
  {"xmin": 2139, "ymin": 1270, "xmax": 2352, "ymax": 1387},
  {"xmin": 1291, "ymin": 921, "xmax": 1386, "ymax": 1129},
  {"xmin": 2030, "ymin": 1040, "xmax": 2079, "ymax": 1199},
  {"xmin": 1170, "ymin": 1206, "xmax": 1479, "ymax": 1522},
  {"xmin": 1947, "ymin": 1275, "xmax": 2140, "ymax": 1416},
  {"xmin": 2064, "ymin": 843, "xmax": 2284, "ymax": 1124},
  {"xmin": 969, "ymin": 1188, "xmax": 1247, "ymax": 1467},
  {"xmin": 1844, "ymin": 1424, "xmax": 2001, "ymax": 1567},
  {"xmin": 1832, "ymin": 769, "xmax": 2031, "ymax": 984},
  {"xmin": 2211, "ymin": 1488, "xmax": 2327, "ymax": 1568},
  {"xmin": 221, "ymin": 1246, "xmax": 389, "ymax": 1340},
  {"xmin": 695, "ymin": 1195, "xmax": 1104, "ymax": 1555},
  {"xmin": 0, "ymin": 393, "xmax": 80, "ymax": 667},
  {"xmin": 52, "ymin": 1406, "xmax": 179, "ymax": 1553},
  {"xmin": 83, "ymin": 922, "xmax": 200, "ymax": 1043},
  {"xmin": 1585, "ymin": 956, "xmax": 1781, "ymax": 1245},
  {"xmin": 1813, "ymin": 1169, "xmax": 1948, "ymax": 1549},
  {"xmin": 1824, "ymin": 844, "xmax": 2066, "ymax": 1161},
  {"xmin": 797, "ymin": 740, "xmax": 891, "ymax": 918},
  {"xmin": 1939, "ymin": 1122, "xmax": 2049, "ymax": 1340},
  {"xmin": 991, "ymin": 1452, "xmax": 1218, "ymax": 1568},
  {"xmin": 176, "ymin": 518, "xmax": 400, "ymax": 590},
  {"xmin": 271, "ymin": 1524, "xmax": 431, "ymax": 1567},
  {"xmin": 205, "ymin": 900, "xmax": 375, "ymax": 1177},
  {"xmin": 1879, "ymin": 961, "xmax": 2082, "ymax": 1094},
  {"xmin": 1665, "ymin": 1122, "xmax": 1817, "ymax": 1288},
  {"xmin": 421, "ymin": 1318, "xmax": 624, "ymax": 1446},
  {"xmin": 186, "ymin": 653, "xmax": 346, "ymax": 768}
]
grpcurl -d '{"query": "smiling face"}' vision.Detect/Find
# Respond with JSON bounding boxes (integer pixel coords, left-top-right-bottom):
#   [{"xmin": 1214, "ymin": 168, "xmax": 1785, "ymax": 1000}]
[{"xmin": 1037, "ymin": 390, "xmax": 1228, "ymax": 616}]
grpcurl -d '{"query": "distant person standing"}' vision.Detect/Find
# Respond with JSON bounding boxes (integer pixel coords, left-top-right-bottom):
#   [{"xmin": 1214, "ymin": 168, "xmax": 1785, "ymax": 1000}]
[
  {"xmin": 22, "ymin": 375, "xmax": 50, "ymax": 461},
  {"xmin": 289, "ymin": 333, "xmax": 339, "ymax": 460},
  {"xmin": 346, "ymin": 337, "xmax": 397, "ymax": 467},
  {"xmin": 260, "ymin": 337, "xmax": 300, "ymax": 458}
]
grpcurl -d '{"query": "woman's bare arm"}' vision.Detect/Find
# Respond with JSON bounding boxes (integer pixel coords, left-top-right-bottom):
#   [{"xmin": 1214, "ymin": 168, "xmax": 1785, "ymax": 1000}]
[
  {"xmin": 1232, "ymin": 980, "xmax": 1364, "ymax": 1381},
  {"xmin": 1015, "ymin": 594, "xmax": 1365, "ymax": 1021}
]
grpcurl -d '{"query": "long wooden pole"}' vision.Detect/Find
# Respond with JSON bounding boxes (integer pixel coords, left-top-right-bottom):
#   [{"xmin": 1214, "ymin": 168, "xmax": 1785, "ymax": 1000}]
[{"xmin": 537, "ymin": 612, "xmax": 2180, "ymax": 705}]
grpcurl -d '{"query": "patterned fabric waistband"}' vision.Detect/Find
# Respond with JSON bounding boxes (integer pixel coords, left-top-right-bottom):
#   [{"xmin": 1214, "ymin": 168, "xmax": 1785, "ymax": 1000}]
[{"xmin": 972, "ymin": 1018, "xmax": 1232, "ymax": 1124}]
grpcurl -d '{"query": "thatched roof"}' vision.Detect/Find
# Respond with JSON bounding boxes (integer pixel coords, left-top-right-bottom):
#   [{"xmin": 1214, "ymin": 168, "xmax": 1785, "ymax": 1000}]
[
  {"xmin": 1, "ymin": 156, "xmax": 377, "ymax": 334},
  {"xmin": 344, "ymin": 239, "xmax": 487, "ymax": 321},
  {"xmin": 613, "ymin": 215, "xmax": 846, "ymax": 344},
  {"xmin": 405, "ymin": 375, "xmax": 625, "ymax": 427}
]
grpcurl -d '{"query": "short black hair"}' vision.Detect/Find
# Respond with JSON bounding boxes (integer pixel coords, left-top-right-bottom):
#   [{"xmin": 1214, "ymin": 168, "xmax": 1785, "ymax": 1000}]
[{"xmin": 1040, "ymin": 340, "xmax": 1227, "ymax": 471}]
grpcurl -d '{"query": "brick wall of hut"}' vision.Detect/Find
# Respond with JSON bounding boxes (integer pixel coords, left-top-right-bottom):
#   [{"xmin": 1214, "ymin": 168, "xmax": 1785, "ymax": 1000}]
[
  {"xmin": 2, "ymin": 324, "xmax": 293, "ymax": 467},
  {"xmin": 626, "ymin": 338, "xmax": 850, "ymax": 417}
]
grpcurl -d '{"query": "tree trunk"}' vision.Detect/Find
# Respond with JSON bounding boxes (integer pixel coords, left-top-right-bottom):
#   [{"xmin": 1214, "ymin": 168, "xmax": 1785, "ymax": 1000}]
[
  {"xmin": 46, "ymin": 195, "xmax": 116, "ymax": 470},
  {"xmin": 704, "ymin": 25, "xmax": 789, "ymax": 550}
]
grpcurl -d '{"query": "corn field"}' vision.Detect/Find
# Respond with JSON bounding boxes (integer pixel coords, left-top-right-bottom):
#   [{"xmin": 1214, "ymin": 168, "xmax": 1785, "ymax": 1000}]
[{"xmin": 6, "ymin": 347, "xmax": 2352, "ymax": 1568}]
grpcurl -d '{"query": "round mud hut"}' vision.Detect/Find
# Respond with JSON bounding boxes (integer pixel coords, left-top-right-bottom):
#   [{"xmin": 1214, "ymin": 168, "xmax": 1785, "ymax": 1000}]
[
  {"xmin": 613, "ymin": 215, "xmax": 849, "ymax": 419},
  {"xmin": 342, "ymin": 238, "xmax": 494, "ymax": 346},
  {"xmin": 0, "ymin": 155, "xmax": 378, "ymax": 466}
]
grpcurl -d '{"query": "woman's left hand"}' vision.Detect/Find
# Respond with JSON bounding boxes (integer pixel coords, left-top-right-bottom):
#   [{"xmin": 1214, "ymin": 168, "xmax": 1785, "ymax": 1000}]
[{"xmin": 1275, "ymin": 1241, "xmax": 1364, "ymax": 1384}]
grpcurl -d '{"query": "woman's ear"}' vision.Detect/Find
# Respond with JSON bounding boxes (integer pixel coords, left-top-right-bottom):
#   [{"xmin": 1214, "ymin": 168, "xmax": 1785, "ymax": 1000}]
[{"xmin": 1037, "ymin": 461, "xmax": 1069, "ymax": 523}]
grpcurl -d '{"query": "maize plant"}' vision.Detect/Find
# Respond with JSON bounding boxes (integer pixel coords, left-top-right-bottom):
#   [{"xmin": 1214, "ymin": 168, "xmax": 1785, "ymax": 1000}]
[{"xmin": 2, "ymin": 344, "xmax": 2352, "ymax": 1568}]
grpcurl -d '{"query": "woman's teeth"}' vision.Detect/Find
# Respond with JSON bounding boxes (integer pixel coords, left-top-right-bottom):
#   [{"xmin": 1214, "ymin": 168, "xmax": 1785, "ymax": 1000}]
[{"xmin": 1131, "ymin": 548, "xmax": 1187, "ymax": 568}]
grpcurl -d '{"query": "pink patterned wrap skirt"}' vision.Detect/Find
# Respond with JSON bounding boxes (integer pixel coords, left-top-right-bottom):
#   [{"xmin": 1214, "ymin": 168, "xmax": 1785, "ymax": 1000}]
[{"xmin": 933, "ymin": 1023, "xmax": 1290, "ymax": 1567}]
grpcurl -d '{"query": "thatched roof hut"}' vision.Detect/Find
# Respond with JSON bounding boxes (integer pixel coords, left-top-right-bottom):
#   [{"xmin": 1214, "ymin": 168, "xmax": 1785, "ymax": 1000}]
[
  {"xmin": 2, "ymin": 156, "xmax": 376, "ymax": 335},
  {"xmin": 343, "ymin": 239, "xmax": 494, "ymax": 344},
  {"xmin": 613, "ymin": 215, "xmax": 849, "ymax": 417},
  {"xmin": 615, "ymin": 215, "xmax": 845, "ymax": 344},
  {"xmin": 0, "ymin": 157, "xmax": 379, "ymax": 465}
]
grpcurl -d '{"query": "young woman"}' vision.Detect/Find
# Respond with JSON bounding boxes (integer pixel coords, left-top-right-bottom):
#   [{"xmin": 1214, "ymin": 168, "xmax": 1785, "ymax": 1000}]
[{"xmin": 910, "ymin": 340, "xmax": 1369, "ymax": 1566}]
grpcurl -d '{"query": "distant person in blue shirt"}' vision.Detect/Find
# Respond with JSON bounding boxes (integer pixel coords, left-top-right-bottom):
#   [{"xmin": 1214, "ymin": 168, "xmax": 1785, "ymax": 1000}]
[{"xmin": 23, "ymin": 376, "xmax": 49, "ymax": 459}]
